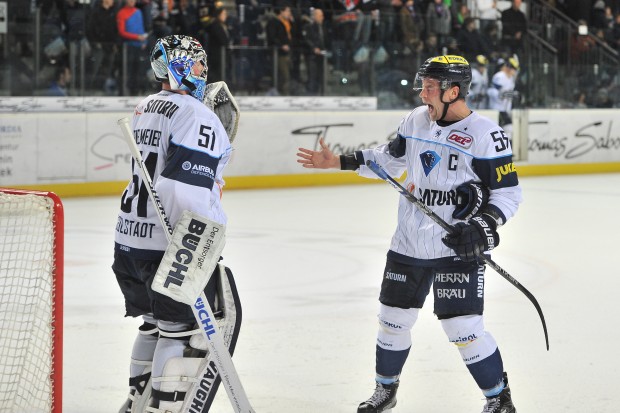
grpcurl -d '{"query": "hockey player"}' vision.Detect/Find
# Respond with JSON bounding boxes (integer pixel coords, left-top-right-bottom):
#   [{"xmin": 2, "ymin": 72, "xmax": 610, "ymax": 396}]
[
  {"xmin": 113, "ymin": 35, "xmax": 242, "ymax": 413},
  {"xmin": 296, "ymin": 55, "xmax": 522, "ymax": 413},
  {"xmin": 487, "ymin": 55, "xmax": 519, "ymax": 138},
  {"xmin": 467, "ymin": 54, "xmax": 490, "ymax": 109}
]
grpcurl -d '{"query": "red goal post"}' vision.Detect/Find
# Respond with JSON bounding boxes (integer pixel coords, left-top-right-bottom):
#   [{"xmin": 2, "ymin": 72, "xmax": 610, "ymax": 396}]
[{"xmin": 0, "ymin": 188, "xmax": 63, "ymax": 413}]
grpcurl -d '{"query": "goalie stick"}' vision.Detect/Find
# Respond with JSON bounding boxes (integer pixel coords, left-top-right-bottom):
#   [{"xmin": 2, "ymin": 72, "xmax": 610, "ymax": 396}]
[
  {"xmin": 118, "ymin": 117, "xmax": 255, "ymax": 413},
  {"xmin": 366, "ymin": 160, "xmax": 550, "ymax": 351}
]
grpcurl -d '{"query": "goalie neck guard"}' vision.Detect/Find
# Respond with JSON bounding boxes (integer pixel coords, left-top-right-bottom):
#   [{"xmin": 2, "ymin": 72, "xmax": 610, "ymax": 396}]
[{"xmin": 150, "ymin": 35, "xmax": 208, "ymax": 101}]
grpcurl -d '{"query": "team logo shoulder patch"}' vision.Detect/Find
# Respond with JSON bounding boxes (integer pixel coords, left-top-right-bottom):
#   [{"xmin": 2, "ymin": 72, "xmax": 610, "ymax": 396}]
[
  {"xmin": 420, "ymin": 150, "xmax": 441, "ymax": 176},
  {"xmin": 446, "ymin": 130, "xmax": 474, "ymax": 149}
]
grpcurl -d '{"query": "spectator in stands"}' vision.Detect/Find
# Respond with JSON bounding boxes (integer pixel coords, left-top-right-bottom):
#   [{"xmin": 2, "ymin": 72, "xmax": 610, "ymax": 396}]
[
  {"xmin": 267, "ymin": 3, "xmax": 293, "ymax": 95},
  {"xmin": 86, "ymin": 0, "xmax": 120, "ymax": 94},
  {"xmin": 452, "ymin": 2, "xmax": 471, "ymax": 32},
  {"xmin": 137, "ymin": 0, "xmax": 154, "ymax": 32},
  {"xmin": 444, "ymin": 36, "xmax": 461, "ymax": 55},
  {"xmin": 591, "ymin": 0, "xmax": 608, "ymax": 31},
  {"xmin": 594, "ymin": 87, "xmax": 613, "ymax": 107},
  {"xmin": 420, "ymin": 31, "xmax": 441, "ymax": 62},
  {"xmin": 169, "ymin": 0, "xmax": 199, "ymax": 36},
  {"xmin": 426, "ymin": 0, "xmax": 452, "ymax": 46},
  {"xmin": 501, "ymin": 0, "xmax": 527, "ymax": 55},
  {"xmin": 376, "ymin": 0, "xmax": 403, "ymax": 50},
  {"xmin": 302, "ymin": 7, "xmax": 328, "ymax": 94},
  {"xmin": 150, "ymin": 0, "xmax": 173, "ymax": 38},
  {"xmin": 480, "ymin": 21, "xmax": 500, "ymax": 61},
  {"xmin": 47, "ymin": 65, "xmax": 72, "ymax": 96},
  {"xmin": 470, "ymin": 0, "xmax": 499, "ymax": 33},
  {"xmin": 609, "ymin": 12, "xmax": 620, "ymax": 52},
  {"xmin": 64, "ymin": 0, "xmax": 87, "ymax": 44},
  {"xmin": 290, "ymin": 5, "xmax": 310, "ymax": 94},
  {"xmin": 117, "ymin": 0, "xmax": 149, "ymax": 95},
  {"xmin": 400, "ymin": 0, "xmax": 425, "ymax": 60},
  {"xmin": 456, "ymin": 16, "xmax": 488, "ymax": 62},
  {"xmin": 573, "ymin": 90, "xmax": 589, "ymax": 108},
  {"xmin": 205, "ymin": 4, "xmax": 230, "ymax": 82},
  {"xmin": 570, "ymin": 19, "xmax": 597, "ymax": 62}
]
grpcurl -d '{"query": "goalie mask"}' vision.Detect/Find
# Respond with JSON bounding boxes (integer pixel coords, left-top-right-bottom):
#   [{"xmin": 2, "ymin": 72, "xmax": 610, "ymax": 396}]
[{"xmin": 150, "ymin": 35, "xmax": 208, "ymax": 101}]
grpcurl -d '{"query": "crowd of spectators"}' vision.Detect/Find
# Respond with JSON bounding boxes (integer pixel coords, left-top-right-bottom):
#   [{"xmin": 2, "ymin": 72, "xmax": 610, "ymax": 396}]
[{"xmin": 4, "ymin": 0, "xmax": 620, "ymax": 105}]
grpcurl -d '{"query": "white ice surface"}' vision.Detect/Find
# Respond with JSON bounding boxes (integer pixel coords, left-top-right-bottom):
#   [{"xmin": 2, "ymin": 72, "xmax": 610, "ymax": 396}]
[{"xmin": 61, "ymin": 173, "xmax": 620, "ymax": 412}]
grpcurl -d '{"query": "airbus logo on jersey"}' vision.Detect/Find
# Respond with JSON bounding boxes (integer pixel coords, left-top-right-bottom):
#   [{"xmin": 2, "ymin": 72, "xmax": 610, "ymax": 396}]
[
  {"xmin": 419, "ymin": 150, "xmax": 441, "ymax": 176},
  {"xmin": 446, "ymin": 130, "xmax": 474, "ymax": 149},
  {"xmin": 182, "ymin": 161, "xmax": 215, "ymax": 178}
]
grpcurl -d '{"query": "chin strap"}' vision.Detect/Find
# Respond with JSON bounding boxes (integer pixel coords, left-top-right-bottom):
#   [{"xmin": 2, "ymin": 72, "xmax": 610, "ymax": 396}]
[{"xmin": 438, "ymin": 89, "xmax": 463, "ymax": 122}]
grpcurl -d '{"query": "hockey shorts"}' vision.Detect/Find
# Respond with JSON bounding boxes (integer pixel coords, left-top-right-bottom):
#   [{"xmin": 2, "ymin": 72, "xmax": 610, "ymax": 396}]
[
  {"xmin": 379, "ymin": 257, "xmax": 485, "ymax": 318},
  {"xmin": 112, "ymin": 249, "xmax": 219, "ymax": 323}
]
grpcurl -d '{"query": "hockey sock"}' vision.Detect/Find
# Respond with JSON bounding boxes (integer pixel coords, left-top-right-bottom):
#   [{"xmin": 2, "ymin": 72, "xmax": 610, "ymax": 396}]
[
  {"xmin": 130, "ymin": 326, "xmax": 158, "ymax": 377},
  {"xmin": 376, "ymin": 345, "xmax": 410, "ymax": 384}
]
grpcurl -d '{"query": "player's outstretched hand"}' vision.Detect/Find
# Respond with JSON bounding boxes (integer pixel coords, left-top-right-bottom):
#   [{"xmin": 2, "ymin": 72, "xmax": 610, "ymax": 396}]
[{"xmin": 296, "ymin": 137, "xmax": 340, "ymax": 169}]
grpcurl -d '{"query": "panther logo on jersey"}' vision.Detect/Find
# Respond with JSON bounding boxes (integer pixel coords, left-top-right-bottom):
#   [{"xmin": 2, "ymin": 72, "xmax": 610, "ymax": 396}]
[{"xmin": 420, "ymin": 150, "xmax": 441, "ymax": 176}]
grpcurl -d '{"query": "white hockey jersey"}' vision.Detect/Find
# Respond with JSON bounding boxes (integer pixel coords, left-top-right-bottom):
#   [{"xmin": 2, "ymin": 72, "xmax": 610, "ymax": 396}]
[
  {"xmin": 356, "ymin": 106, "xmax": 522, "ymax": 263},
  {"xmin": 467, "ymin": 67, "xmax": 489, "ymax": 110},
  {"xmin": 487, "ymin": 70, "xmax": 515, "ymax": 113},
  {"xmin": 115, "ymin": 90, "xmax": 232, "ymax": 257}
]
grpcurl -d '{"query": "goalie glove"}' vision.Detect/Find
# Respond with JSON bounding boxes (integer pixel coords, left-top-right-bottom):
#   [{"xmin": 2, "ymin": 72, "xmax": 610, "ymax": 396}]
[
  {"xmin": 203, "ymin": 81, "xmax": 240, "ymax": 142},
  {"xmin": 442, "ymin": 215, "xmax": 499, "ymax": 262}
]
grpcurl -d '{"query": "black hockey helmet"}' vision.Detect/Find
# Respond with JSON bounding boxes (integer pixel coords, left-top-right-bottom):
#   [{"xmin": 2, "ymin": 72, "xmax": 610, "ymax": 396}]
[{"xmin": 413, "ymin": 55, "xmax": 472, "ymax": 99}]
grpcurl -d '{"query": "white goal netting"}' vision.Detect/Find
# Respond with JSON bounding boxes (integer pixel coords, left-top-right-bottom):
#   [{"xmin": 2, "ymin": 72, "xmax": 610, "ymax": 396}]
[{"xmin": 0, "ymin": 190, "xmax": 63, "ymax": 413}]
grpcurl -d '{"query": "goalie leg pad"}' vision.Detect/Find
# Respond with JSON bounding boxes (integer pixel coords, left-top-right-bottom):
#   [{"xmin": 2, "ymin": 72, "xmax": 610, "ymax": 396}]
[
  {"xmin": 147, "ymin": 265, "xmax": 242, "ymax": 413},
  {"xmin": 149, "ymin": 356, "xmax": 206, "ymax": 413}
]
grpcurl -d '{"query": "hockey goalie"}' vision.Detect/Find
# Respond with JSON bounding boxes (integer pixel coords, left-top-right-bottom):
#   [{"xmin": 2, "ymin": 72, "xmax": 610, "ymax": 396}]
[{"xmin": 113, "ymin": 35, "xmax": 245, "ymax": 413}]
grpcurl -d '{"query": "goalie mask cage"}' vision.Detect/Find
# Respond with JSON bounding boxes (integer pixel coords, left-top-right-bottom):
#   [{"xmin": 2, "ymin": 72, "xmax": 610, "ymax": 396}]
[{"xmin": 0, "ymin": 188, "xmax": 63, "ymax": 413}]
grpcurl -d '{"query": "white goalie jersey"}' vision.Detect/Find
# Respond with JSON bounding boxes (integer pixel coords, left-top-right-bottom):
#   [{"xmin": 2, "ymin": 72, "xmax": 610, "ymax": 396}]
[
  {"xmin": 115, "ymin": 90, "xmax": 232, "ymax": 257},
  {"xmin": 356, "ymin": 106, "xmax": 522, "ymax": 262}
]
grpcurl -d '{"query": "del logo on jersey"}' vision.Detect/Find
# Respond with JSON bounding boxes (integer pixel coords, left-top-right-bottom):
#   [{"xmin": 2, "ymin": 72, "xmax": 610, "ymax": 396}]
[{"xmin": 446, "ymin": 130, "xmax": 473, "ymax": 149}]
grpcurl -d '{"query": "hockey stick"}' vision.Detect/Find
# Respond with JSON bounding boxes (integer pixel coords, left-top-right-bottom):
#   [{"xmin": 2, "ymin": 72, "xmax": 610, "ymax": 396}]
[
  {"xmin": 366, "ymin": 160, "xmax": 549, "ymax": 351},
  {"xmin": 118, "ymin": 117, "xmax": 255, "ymax": 412}
]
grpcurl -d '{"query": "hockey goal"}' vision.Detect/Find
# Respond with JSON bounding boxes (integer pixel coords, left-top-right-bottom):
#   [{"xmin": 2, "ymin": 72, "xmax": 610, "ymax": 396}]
[{"xmin": 0, "ymin": 188, "xmax": 63, "ymax": 413}]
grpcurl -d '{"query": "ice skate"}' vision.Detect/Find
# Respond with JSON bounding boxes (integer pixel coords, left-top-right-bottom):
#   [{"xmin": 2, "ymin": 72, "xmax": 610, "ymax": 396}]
[
  {"xmin": 357, "ymin": 381, "xmax": 399, "ymax": 412},
  {"xmin": 482, "ymin": 372, "xmax": 516, "ymax": 413}
]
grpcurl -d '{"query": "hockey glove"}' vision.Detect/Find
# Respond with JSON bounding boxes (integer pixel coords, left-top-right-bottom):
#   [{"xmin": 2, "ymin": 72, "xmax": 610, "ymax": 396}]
[
  {"xmin": 442, "ymin": 215, "xmax": 499, "ymax": 262},
  {"xmin": 452, "ymin": 182, "xmax": 489, "ymax": 220}
]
